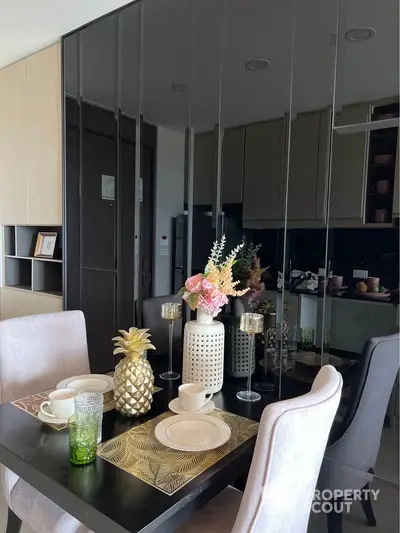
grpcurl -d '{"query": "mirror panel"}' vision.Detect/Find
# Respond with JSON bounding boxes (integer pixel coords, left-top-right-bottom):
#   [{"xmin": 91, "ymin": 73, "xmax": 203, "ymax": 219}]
[{"xmin": 321, "ymin": 1, "xmax": 400, "ymax": 531}]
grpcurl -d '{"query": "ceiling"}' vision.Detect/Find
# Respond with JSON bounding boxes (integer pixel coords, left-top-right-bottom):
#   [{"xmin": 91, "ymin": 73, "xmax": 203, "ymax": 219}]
[
  {"xmin": 64, "ymin": 0, "xmax": 399, "ymax": 131},
  {"xmin": 0, "ymin": 0, "xmax": 136, "ymax": 69}
]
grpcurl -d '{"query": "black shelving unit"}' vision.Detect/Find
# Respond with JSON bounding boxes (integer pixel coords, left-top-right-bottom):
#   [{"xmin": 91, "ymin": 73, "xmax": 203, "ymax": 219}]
[{"xmin": 365, "ymin": 102, "xmax": 399, "ymax": 224}]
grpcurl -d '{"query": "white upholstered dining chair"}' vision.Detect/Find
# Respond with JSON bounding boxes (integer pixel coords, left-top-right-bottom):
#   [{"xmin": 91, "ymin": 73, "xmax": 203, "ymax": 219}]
[
  {"xmin": 177, "ymin": 365, "xmax": 343, "ymax": 533},
  {"xmin": 0, "ymin": 311, "xmax": 93, "ymax": 533}
]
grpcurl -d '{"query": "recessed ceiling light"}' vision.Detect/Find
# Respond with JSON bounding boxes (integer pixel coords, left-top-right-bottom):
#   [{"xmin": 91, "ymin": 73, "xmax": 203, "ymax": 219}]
[
  {"xmin": 345, "ymin": 27, "xmax": 376, "ymax": 42},
  {"xmin": 172, "ymin": 82, "xmax": 187, "ymax": 92},
  {"xmin": 245, "ymin": 58, "xmax": 271, "ymax": 71}
]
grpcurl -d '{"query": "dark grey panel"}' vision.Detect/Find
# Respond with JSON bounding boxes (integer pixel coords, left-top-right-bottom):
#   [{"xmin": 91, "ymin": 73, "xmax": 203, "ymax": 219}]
[{"xmin": 82, "ymin": 268, "xmax": 116, "ymax": 373}]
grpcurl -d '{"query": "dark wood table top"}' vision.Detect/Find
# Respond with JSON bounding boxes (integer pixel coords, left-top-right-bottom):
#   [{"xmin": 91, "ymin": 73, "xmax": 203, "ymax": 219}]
[{"xmin": 0, "ymin": 366, "xmax": 275, "ymax": 533}]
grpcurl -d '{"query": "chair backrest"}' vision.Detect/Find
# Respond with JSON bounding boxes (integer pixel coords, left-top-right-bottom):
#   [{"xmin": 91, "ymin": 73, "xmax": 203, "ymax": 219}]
[
  {"xmin": 319, "ymin": 333, "xmax": 400, "ymax": 491},
  {"xmin": 140, "ymin": 295, "xmax": 182, "ymax": 355},
  {"xmin": 0, "ymin": 311, "xmax": 90, "ymax": 403},
  {"xmin": 232, "ymin": 365, "xmax": 342, "ymax": 533}
]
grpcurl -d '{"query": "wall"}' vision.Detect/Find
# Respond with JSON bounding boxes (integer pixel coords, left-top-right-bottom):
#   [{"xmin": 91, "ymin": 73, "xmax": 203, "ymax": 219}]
[{"xmin": 153, "ymin": 126, "xmax": 185, "ymax": 296}]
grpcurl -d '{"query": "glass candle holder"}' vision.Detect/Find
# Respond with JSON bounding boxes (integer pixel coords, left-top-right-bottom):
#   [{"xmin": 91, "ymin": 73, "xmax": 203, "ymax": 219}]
[
  {"xmin": 69, "ymin": 415, "xmax": 98, "ymax": 466},
  {"xmin": 75, "ymin": 392, "xmax": 104, "ymax": 444},
  {"xmin": 160, "ymin": 302, "xmax": 182, "ymax": 380},
  {"xmin": 237, "ymin": 313, "xmax": 264, "ymax": 402}
]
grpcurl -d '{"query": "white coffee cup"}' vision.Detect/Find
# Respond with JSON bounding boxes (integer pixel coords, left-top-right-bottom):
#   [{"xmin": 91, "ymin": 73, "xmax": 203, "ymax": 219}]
[
  {"xmin": 178, "ymin": 383, "xmax": 213, "ymax": 412},
  {"xmin": 40, "ymin": 389, "xmax": 77, "ymax": 419}
]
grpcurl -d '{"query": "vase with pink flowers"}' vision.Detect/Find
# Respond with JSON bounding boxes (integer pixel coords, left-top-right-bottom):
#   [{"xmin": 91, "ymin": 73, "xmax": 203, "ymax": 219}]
[{"xmin": 180, "ymin": 236, "xmax": 248, "ymax": 393}]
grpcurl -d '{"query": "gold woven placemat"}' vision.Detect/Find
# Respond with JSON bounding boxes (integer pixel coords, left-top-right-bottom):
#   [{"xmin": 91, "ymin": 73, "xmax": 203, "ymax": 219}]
[
  {"xmin": 11, "ymin": 374, "xmax": 162, "ymax": 431},
  {"xmin": 97, "ymin": 409, "xmax": 259, "ymax": 495}
]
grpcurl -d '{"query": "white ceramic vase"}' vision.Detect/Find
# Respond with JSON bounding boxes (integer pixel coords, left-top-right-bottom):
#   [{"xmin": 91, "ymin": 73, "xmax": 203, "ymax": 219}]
[{"xmin": 182, "ymin": 310, "xmax": 225, "ymax": 393}]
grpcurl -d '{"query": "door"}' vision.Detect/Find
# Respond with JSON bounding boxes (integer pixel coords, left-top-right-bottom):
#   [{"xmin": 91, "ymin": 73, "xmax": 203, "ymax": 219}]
[
  {"xmin": 81, "ymin": 128, "xmax": 117, "ymax": 372},
  {"xmin": 330, "ymin": 104, "xmax": 370, "ymax": 221},
  {"xmin": 64, "ymin": 101, "xmax": 156, "ymax": 372},
  {"xmin": 243, "ymin": 119, "xmax": 285, "ymax": 222}
]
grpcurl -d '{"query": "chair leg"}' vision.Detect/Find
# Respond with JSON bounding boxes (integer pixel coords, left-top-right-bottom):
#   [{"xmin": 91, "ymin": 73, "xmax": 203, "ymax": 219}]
[
  {"xmin": 6, "ymin": 507, "xmax": 22, "ymax": 533},
  {"xmin": 326, "ymin": 498, "xmax": 343, "ymax": 533},
  {"xmin": 360, "ymin": 483, "xmax": 377, "ymax": 527}
]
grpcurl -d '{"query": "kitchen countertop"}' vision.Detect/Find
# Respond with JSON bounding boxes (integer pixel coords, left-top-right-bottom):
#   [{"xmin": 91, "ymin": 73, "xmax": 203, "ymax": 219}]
[{"xmin": 269, "ymin": 287, "xmax": 398, "ymax": 305}]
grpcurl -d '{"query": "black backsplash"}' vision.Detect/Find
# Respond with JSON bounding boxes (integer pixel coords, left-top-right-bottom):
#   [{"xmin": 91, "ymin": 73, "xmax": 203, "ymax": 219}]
[{"xmin": 243, "ymin": 227, "xmax": 399, "ymax": 290}]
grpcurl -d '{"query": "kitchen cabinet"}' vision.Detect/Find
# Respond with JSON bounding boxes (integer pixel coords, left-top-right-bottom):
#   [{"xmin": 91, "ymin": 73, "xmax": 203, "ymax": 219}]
[
  {"xmin": 329, "ymin": 104, "xmax": 371, "ymax": 222},
  {"xmin": 392, "ymin": 134, "xmax": 399, "ymax": 217},
  {"xmin": 243, "ymin": 119, "xmax": 285, "ymax": 223},
  {"xmin": 0, "ymin": 44, "xmax": 62, "ymax": 226},
  {"xmin": 287, "ymin": 111, "xmax": 329, "ymax": 221},
  {"xmin": 221, "ymin": 127, "xmax": 244, "ymax": 204},
  {"xmin": 193, "ymin": 131, "xmax": 216, "ymax": 206}
]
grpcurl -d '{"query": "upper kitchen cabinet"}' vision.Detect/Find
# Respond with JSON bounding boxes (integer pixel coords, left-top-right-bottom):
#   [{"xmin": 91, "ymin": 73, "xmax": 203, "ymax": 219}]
[
  {"xmin": 287, "ymin": 110, "xmax": 330, "ymax": 222},
  {"xmin": 193, "ymin": 131, "xmax": 216, "ymax": 206},
  {"xmin": 0, "ymin": 60, "xmax": 28, "ymax": 224},
  {"xmin": 329, "ymin": 104, "xmax": 371, "ymax": 222},
  {"xmin": 221, "ymin": 127, "xmax": 244, "ymax": 205},
  {"xmin": 0, "ymin": 44, "xmax": 62, "ymax": 226},
  {"xmin": 243, "ymin": 119, "xmax": 286, "ymax": 225},
  {"xmin": 26, "ymin": 44, "xmax": 62, "ymax": 226}
]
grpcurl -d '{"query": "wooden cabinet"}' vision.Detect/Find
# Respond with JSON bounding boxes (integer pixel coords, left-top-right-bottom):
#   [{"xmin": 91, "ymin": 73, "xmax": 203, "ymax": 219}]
[
  {"xmin": 0, "ymin": 60, "xmax": 28, "ymax": 224},
  {"xmin": 0, "ymin": 44, "xmax": 62, "ymax": 226},
  {"xmin": 26, "ymin": 45, "xmax": 62, "ymax": 225},
  {"xmin": 221, "ymin": 127, "xmax": 244, "ymax": 204},
  {"xmin": 193, "ymin": 131, "xmax": 215, "ymax": 206},
  {"xmin": 0, "ymin": 287, "xmax": 61, "ymax": 320},
  {"xmin": 287, "ymin": 111, "xmax": 329, "ymax": 221},
  {"xmin": 329, "ymin": 104, "xmax": 370, "ymax": 221},
  {"xmin": 243, "ymin": 119, "xmax": 285, "ymax": 223}
]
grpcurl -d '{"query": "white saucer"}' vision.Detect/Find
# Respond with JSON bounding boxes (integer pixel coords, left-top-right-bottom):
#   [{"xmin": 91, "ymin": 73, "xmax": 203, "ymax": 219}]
[
  {"xmin": 56, "ymin": 374, "xmax": 114, "ymax": 393},
  {"xmin": 154, "ymin": 414, "xmax": 231, "ymax": 451},
  {"xmin": 169, "ymin": 397, "xmax": 215, "ymax": 415},
  {"xmin": 38, "ymin": 409, "xmax": 69, "ymax": 425}
]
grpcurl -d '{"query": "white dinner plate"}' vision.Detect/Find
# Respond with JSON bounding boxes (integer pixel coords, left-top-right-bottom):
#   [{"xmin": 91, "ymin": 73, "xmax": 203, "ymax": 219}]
[
  {"xmin": 168, "ymin": 397, "xmax": 215, "ymax": 415},
  {"xmin": 56, "ymin": 374, "xmax": 114, "ymax": 393},
  {"xmin": 38, "ymin": 409, "xmax": 69, "ymax": 425},
  {"xmin": 154, "ymin": 414, "xmax": 231, "ymax": 452}
]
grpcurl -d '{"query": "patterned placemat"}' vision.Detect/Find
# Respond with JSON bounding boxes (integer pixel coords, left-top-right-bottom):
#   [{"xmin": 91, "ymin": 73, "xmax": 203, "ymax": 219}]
[
  {"xmin": 11, "ymin": 374, "xmax": 162, "ymax": 431},
  {"xmin": 97, "ymin": 409, "xmax": 259, "ymax": 495}
]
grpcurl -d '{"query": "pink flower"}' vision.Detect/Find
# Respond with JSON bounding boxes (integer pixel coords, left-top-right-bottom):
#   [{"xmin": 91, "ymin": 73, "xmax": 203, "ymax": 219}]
[
  {"xmin": 201, "ymin": 278, "xmax": 213, "ymax": 290},
  {"xmin": 185, "ymin": 273, "xmax": 204, "ymax": 293},
  {"xmin": 198, "ymin": 289, "xmax": 228, "ymax": 317}
]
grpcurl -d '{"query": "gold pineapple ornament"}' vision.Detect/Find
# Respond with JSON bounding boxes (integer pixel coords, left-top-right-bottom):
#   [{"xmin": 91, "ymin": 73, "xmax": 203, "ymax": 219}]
[{"xmin": 112, "ymin": 327, "xmax": 156, "ymax": 417}]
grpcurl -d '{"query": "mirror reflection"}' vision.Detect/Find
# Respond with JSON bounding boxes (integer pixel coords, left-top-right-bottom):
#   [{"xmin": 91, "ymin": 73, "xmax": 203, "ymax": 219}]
[{"xmin": 61, "ymin": 0, "xmax": 399, "ymax": 530}]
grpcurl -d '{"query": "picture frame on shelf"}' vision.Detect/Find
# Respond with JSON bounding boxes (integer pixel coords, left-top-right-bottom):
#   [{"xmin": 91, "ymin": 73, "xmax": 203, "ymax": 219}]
[{"xmin": 34, "ymin": 232, "xmax": 58, "ymax": 259}]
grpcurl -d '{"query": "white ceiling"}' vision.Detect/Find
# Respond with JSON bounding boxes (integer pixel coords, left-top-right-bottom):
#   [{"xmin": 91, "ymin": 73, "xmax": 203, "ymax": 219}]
[
  {"xmin": 0, "ymin": 0, "xmax": 136, "ymax": 69},
  {"xmin": 63, "ymin": 0, "xmax": 399, "ymax": 131}
]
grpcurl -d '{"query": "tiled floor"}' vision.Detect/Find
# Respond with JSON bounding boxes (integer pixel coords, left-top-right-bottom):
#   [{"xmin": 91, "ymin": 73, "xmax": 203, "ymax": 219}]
[{"xmin": 0, "ymin": 428, "xmax": 398, "ymax": 533}]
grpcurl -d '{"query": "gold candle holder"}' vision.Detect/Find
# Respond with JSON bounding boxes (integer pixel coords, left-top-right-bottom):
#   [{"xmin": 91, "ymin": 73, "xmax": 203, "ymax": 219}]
[
  {"xmin": 238, "ymin": 313, "xmax": 264, "ymax": 402},
  {"xmin": 160, "ymin": 303, "xmax": 182, "ymax": 380},
  {"xmin": 161, "ymin": 302, "xmax": 182, "ymax": 322}
]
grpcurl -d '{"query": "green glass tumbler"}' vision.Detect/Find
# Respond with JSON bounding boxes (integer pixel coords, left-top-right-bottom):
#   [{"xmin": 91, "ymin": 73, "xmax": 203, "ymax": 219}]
[{"xmin": 69, "ymin": 415, "xmax": 98, "ymax": 466}]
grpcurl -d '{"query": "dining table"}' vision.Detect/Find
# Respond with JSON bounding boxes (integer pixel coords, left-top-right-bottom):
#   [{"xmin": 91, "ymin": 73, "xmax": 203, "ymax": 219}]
[{"xmin": 0, "ymin": 360, "xmax": 275, "ymax": 533}]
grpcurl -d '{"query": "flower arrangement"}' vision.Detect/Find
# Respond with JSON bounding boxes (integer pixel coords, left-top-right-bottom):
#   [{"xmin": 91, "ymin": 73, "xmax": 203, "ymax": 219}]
[
  {"xmin": 180, "ymin": 236, "xmax": 249, "ymax": 317},
  {"xmin": 232, "ymin": 238, "xmax": 270, "ymax": 306}
]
